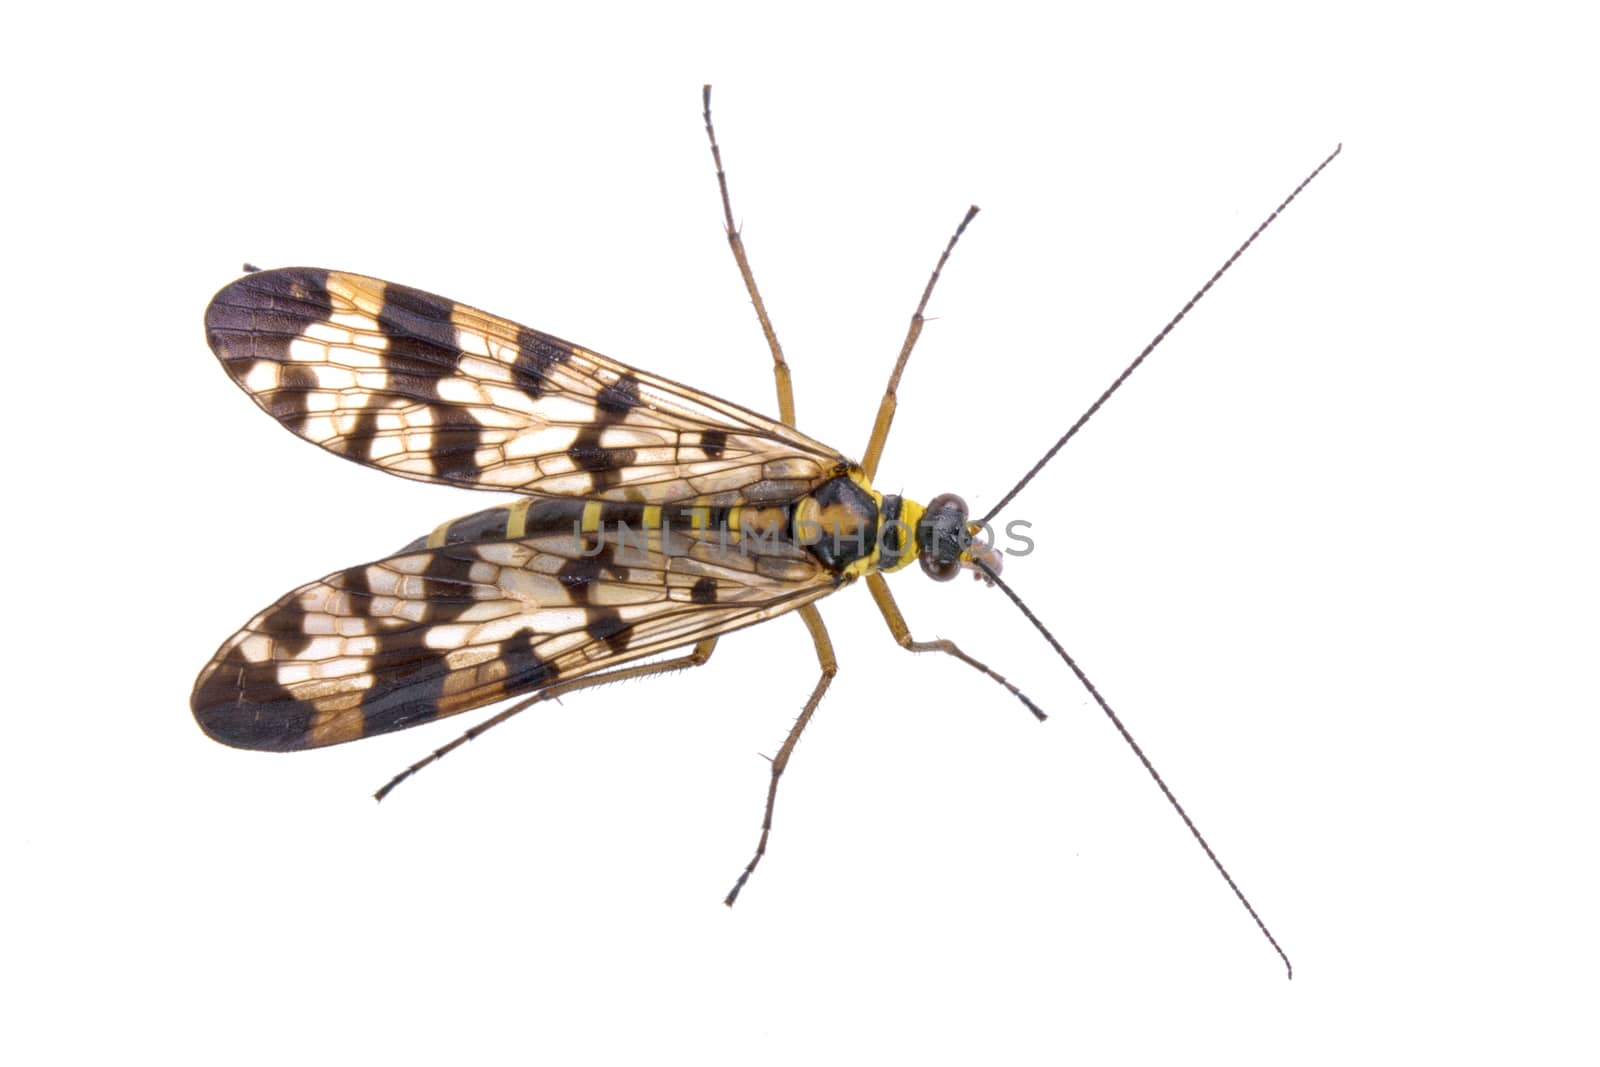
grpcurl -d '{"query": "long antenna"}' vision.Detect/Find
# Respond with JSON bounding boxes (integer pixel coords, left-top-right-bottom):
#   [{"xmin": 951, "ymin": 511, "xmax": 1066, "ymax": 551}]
[
  {"xmin": 978, "ymin": 144, "xmax": 1342, "ymax": 527},
  {"xmin": 975, "ymin": 558, "xmax": 1293, "ymax": 978}
]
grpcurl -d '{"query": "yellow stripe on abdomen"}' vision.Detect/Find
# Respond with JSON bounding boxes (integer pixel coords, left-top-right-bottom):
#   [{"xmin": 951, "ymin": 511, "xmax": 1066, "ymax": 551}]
[{"xmin": 506, "ymin": 497, "xmax": 532, "ymax": 538}]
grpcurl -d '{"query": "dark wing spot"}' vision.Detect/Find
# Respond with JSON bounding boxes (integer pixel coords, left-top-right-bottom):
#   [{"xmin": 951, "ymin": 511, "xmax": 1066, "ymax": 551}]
[
  {"xmin": 190, "ymin": 557, "xmax": 362, "ymax": 750},
  {"xmin": 414, "ymin": 549, "xmax": 484, "ymax": 619},
  {"xmin": 376, "ymin": 283, "xmax": 461, "ymax": 367},
  {"xmin": 206, "ymin": 267, "xmax": 334, "ymax": 368},
  {"xmin": 512, "ymin": 328, "xmax": 573, "ymax": 398},
  {"xmin": 332, "ymin": 562, "xmax": 378, "ymax": 620},
  {"xmin": 358, "ymin": 655, "xmax": 448, "ymax": 737},
  {"xmin": 421, "ymin": 406, "xmax": 496, "ymax": 485},
  {"xmin": 260, "ymin": 364, "xmax": 320, "ymax": 435},
  {"xmin": 191, "ymin": 666, "xmax": 318, "ymax": 752},
  {"xmin": 559, "ymin": 557, "xmax": 602, "ymax": 601},
  {"xmin": 597, "ymin": 374, "xmax": 642, "ymax": 415},
  {"xmin": 342, "ymin": 406, "xmax": 386, "ymax": 464},
  {"xmin": 557, "ymin": 550, "xmax": 624, "ymax": 602},
  {"xmin": 354, "ymin": 550, "xmax": 485, "ymax": 736},
  {"xmin": 501, "ymin": 629, "xmax": 560, "ymax": 690},
  {"xmin": 566, "ymin": 442, "xmax": 639, "ymax": 472},
  {"xmin": 369, "ymin": 284, "xmax": 487, "ymax": 483},
  {"xmin": 698, "ymin": 429, "xmax": 727, "ymax": 459},
  {"xmin": 207, "ymin": 269, "xmax": 336, "ymax": 436},
  {"xmin": 690, "ymin": 576, "xmax": 717, "ymax": 604},
  {"xmin": 567, "ymin": 425, "xmax": 638, "ymax": 481},
  {"xmin": 256, "ymin": 600, "xmax": 319, "ymax": 659},
  {"xmin": 585, "ymin": 612, "xmax": 631, "ymax": 654}
]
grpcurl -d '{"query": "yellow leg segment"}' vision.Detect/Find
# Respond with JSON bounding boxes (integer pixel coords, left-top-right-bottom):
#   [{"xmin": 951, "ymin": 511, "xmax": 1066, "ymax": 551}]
[
  {"xmin": 703, "ymin": 86, "xmax": 796, "ymax": 427},
  {"xmin": 725, "ymin": 603, "xmax": 838, "ymax": 905},
  {"xmin": 860, "ymin": 206, "xmax": 980, "ymax": 480},
  {"xmin": 374, "ymin": 639, "xmax": 720, "ymax": 801},
  {"xmin": 865, "ymin": 572, "xmax": 1045, "ymax": 721}
]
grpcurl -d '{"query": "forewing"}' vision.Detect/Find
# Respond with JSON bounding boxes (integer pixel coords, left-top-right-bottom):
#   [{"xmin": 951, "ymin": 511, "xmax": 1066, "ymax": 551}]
[
  {"xmin": 192, "ymin": 521, "xmax": 834, "ymax": 751},
  {"xmin": 204, "ymin": 268, "xmax": 842, "ymax": 503}
]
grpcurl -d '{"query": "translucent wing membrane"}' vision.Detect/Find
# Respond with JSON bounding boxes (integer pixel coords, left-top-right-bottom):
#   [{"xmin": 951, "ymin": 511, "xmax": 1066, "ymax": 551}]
[
  {"xmin": 192, "ymin": 507, "xmax": 834, "ymax": 751},
  {"xmin": 204, "ymin": 269, "xmax": 842, "ymax": 504}
]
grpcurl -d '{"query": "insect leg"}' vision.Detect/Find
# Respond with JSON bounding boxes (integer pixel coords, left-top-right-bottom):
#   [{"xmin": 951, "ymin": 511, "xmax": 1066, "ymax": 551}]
[
  {"xmin": 860, "ymin": 206, "xmax": 979, "ymax": 480},
  {"xmin": 724, "ymin": 603, "xmax": 837, "ymax": 905},
  {"xmin": 374, "ymin": 638, "xmax": 719, "ymax": 801},
  {"xmin": 702, "ymin": 85, "xmax": 796, "ymax": 426},
  {"xmin": 865, "ymin": 572, "xmax": 1045, "ymax": 721}
]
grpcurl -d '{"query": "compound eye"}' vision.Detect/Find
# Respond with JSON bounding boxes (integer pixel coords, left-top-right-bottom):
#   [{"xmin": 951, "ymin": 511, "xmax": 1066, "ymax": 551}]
[
  {"xmin": 925, "ymin": 493, "xmax": 968, "ymax": 519},
  {"xmin": 917, "ymin": 493, "xmax": 970, "ymax": 582}
]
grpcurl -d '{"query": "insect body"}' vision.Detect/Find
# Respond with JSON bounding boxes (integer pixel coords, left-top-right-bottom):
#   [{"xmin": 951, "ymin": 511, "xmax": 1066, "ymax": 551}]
[
  {"xmin": 193, "ymin": 267, "xmax": 985, "ymax": 753},
  {"xmin": 194, "ymin": 87, "xmax": 1337, "ymax": 973}
]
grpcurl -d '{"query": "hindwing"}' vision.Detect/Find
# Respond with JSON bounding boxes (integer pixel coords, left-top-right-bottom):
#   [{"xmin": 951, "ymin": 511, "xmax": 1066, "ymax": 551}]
[{"xmin": 193, "ymin": 512, "xmax": 835, "ymax": 751}]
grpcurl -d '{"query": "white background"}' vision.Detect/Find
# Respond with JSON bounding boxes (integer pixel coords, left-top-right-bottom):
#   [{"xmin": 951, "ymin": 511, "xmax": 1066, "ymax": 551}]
[{"xmin": 5, "ymin": 2, "xmax": 1595, "ymax": 1063}]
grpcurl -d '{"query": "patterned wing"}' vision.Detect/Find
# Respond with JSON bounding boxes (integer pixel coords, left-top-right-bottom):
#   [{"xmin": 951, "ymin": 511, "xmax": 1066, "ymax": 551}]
[
  {"xmin": 192, "ymin": 514, "xmax": 836, "ymax": 751},
  {"xmin": 204, "ymin": 268, "xmax": 842, "ymax": 504}
]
